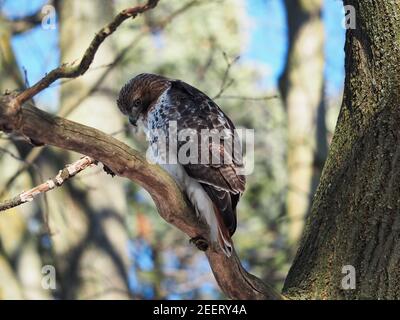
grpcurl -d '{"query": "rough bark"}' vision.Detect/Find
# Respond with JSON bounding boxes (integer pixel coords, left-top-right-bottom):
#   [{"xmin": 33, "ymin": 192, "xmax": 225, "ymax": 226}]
[
  {"xmin": 279, "ymin": 0, "xmax": 325, "ymax": 245},
  {"xmin": 283, "ymin": 0, "xmax": 400, "ymax": 299}
]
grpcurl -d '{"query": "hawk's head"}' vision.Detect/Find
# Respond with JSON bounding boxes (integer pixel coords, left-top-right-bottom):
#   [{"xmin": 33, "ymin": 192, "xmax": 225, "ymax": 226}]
[{"xmin": 117, "ymin": 73, "xmax": 170, "ymax": 126}]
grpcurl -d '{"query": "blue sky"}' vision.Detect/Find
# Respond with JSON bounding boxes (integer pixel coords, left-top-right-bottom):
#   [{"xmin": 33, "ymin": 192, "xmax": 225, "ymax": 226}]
[
  {"xmin": 2, "ymin": 0, "xmax": 345, "ymax": 109},
  {"xmin": 244, "ymin": 0, "xmax": 345, "ymax": 95},
  {"xmin": 2, "ymin": 0, "xmax": 59, "ymax": 109}
]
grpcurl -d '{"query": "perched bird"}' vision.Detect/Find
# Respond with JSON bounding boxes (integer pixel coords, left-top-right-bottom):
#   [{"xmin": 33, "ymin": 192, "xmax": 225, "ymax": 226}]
[{"xmin": 117, "ymin": 73, "xmax": 245, "ymax": 256}]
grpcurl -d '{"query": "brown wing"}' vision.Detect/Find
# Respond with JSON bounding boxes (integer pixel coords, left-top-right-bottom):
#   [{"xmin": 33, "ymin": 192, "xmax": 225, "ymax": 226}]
[{"xmin": 168, "ymin": 80, "xmax": 246, "ymax": 235}]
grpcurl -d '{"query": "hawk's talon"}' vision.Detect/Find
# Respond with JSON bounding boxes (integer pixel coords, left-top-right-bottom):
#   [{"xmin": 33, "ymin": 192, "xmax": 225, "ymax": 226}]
[
  {"xmin": 29, "ymin": 138, "xmax": 45, "ymax": 147},
  {"xmin": 190, "ymin": 236, "xmax": 209, "ymax": 251}
]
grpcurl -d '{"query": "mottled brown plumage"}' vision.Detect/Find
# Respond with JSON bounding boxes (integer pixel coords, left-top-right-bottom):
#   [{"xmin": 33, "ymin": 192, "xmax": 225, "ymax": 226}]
[{"xmin": 117, "ymin": 73, "xmax": 246, "ymax": 256}]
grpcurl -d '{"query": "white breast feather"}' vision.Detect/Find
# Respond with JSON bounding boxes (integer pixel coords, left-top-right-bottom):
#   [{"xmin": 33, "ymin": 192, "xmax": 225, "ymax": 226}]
[{"xmin": 138, "ymin": 90, "xmax": 220, "ymax": 247}]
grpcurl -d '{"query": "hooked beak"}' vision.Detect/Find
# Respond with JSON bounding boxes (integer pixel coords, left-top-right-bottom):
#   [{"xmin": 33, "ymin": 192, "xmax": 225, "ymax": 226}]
[
  {"xmin": 129, "ymin": 107, "xmax": 142, "ymax": 126},
  {"xmin": 129, "ymin": 115, "xmax": 138, "ymax": 126},
  {"xmin": 128, "ymin": 102, "xmax": 145, "ymax": 127}
]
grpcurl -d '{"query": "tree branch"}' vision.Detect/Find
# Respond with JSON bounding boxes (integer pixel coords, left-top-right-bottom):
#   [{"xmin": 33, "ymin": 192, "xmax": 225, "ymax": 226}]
[
  {"xmin": 215, "ymin": 94, "xmax": 279, "ymax": 101},
  {"xmin": 212, "ymin": 52, "xmax": 239, "ymax": 100},
  {"xmin": 14, "ymin": 0, "xmax": 160, "ymax": 106},
  {"xmin": 0, "ymin": 100, "xmax": 283, "ymax": 300},
  {"xmin": 0, "ymin": 156, "xmax": 96, "ymax": 211}
]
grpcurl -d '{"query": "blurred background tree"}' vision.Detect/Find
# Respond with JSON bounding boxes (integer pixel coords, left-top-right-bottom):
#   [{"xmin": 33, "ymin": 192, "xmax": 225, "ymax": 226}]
[
  {"xmin": 0, "ymin": 0, "xmax": 345, "ymax": 299},
  {"xmin": 279, "ymin": 0, "xmax": 325, "ymax": 247}
]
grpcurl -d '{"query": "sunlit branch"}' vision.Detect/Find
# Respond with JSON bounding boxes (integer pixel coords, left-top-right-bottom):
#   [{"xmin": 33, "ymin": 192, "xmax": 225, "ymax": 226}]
[{"xmin": 0, "ymin": 156, "xmax": 96, "ymax": 211}]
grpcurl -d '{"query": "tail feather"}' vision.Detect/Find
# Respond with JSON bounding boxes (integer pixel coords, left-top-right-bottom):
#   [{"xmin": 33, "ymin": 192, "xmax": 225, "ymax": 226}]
[
  {"xmin": 213, "ymin": 203, "xmax": 233, "ymax": 257},
  {"xmin": 201, "ymin": 184, "xmax": 237, "ymax": 236}
]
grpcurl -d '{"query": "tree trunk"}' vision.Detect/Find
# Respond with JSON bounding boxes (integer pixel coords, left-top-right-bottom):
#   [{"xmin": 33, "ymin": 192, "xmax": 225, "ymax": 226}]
[
  {"xmin": 279, "ymin": 0, "xmax": 325, "ymax": 245},
  {"xmin": 284, "ymin": 0, "xmax": 400, "ymax": 299}
]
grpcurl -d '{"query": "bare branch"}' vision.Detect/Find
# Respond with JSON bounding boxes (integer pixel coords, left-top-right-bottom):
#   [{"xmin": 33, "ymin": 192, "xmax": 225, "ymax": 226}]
[
  {"xmin": 213, "ymin": 53, "xmax": 240, "ymax": 99},
  {"xmin": 0, "ymin": 146, "xmax": 43, "ymax": 198},
  {"xmin": 0, "ymin": 156, "xmax": 96, "ymax": 211},
  {"xmin": 52, "ymin": 0, "xmax": 204, "ymax": 116},
  {"xmin": 155, "ymin": 0, "xmax": 201, "ymax": 29},
  {"xmin": 14, "ymin": 0, "xmax": 160, "ymax": 107},
  {"xmin": 0, "ymin": 145, "xmax": 27, "ymax": 163},
  {"xmin": 215, "ymin": 94, "xmax": 279, "ymax": 101}
]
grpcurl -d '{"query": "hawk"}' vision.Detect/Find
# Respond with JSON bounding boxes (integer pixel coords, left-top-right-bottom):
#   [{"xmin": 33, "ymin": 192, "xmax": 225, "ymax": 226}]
[{"xmin": 117, "ymin": 73, "xmax": 246, "ymax": 257}]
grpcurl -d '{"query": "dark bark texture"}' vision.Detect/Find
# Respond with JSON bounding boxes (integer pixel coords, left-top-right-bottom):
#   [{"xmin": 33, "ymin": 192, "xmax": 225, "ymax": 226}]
[{"xmin": 284, "ymin": 1, "xmax": 400, "ymax": 299}]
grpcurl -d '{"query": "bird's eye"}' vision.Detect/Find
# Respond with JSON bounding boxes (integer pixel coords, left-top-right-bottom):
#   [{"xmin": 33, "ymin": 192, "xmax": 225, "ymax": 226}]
[{"xmin": 134, "ymin": 99, "xmax": 141, "ymax": 107}]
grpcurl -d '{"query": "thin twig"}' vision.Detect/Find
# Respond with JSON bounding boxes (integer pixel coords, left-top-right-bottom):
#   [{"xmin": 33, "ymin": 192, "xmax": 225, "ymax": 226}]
[
  {"xmin": 14, "ymin": 0, "xmax": 160, "ymax": 107},
  {"xmin": 58, "ymin": 0, "xmax": 203, "ymax": 116},
  {"xmin": 47, "ymin": 0, "xmax": 204, "ymax": 92},
  {"xmin": 213, "ymin": 52, "xmax": 240, "ymax": 99},
  {"xmin": 215, "ymin": 94, "xmax": 279, "ymax": 101},
  {"xmin": 0, "ymin": 156, "xmax": 96, "ymax": 212},
  {"xmin": 0, "ymin": 146, "xmax": 43, "ymax": 198},
  {"xmin": 0, "ymin": 145, "xmax": 44, "ymax": 182},
  {"xmin": 0, "ymin": 145, "xmax": 26, "ymax": 162}
]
